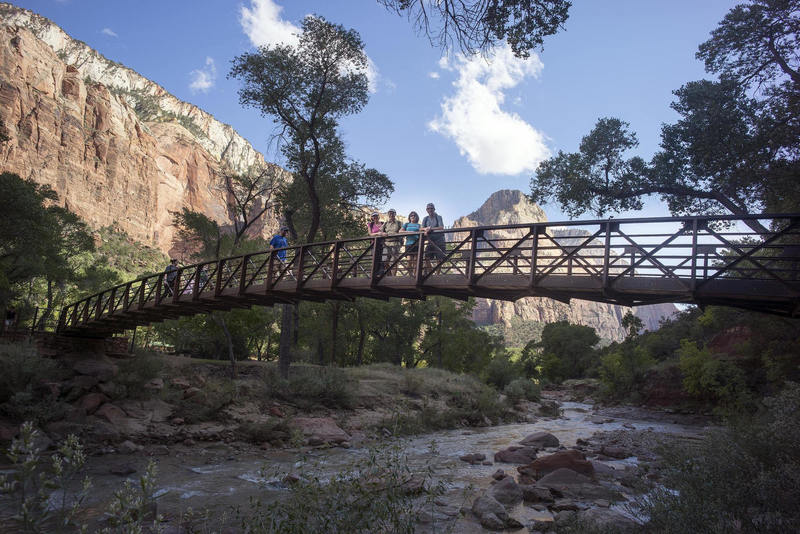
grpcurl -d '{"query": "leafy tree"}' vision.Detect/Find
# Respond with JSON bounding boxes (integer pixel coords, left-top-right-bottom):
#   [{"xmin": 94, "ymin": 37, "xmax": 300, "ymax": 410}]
[
  {"xmin": 230, "ymin": 16, "xmax": 393, "ymax": 377},
  {"xmin": 0, "ymin": 173, "xmax": 95, "ymax": 317},
  {"xmin": 621, "ymin": 310, "xmax": 644, "ymax": 340},
  {"xmin": 380, "ymin": 0, "xmax": 571, "ymax": 58},
  {"xmin": 531, "ymin": 1, "xmax": 800, "ymax": 230},
  {"xmin": 534, "ymin": 320, "xmax": 599, "ymax": 382},
  {"xmin": 697, "ymin": 0, "xmax": 800, "ymax": 90}
]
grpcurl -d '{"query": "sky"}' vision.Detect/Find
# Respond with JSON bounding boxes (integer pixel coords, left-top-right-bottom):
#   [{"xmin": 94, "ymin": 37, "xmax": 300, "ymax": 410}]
[{"xmin": 15, "ymin": 0, "xmax": 739, "ymax": 225}]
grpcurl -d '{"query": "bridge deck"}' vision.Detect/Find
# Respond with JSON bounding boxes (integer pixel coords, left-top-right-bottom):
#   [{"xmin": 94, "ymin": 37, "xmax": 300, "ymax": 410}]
[{"xmin": 58, "ymin": 214, "xmax": 800, "ymax": 337}]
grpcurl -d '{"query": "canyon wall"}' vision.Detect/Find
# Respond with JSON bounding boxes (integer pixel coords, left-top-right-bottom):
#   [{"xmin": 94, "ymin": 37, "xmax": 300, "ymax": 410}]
[{"xmin": 0, "ymin": 4, "xmax": 284, "ymax": 254}]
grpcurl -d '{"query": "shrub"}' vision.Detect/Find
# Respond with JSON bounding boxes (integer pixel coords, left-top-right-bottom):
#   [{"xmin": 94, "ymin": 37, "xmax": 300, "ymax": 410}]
[
  {"xmin": 0, "ymin": 343, "xmax": 60, "ymax": 403},
  {"xmin": 241, "ymin": 444, "xmax": 444, "ymax": 533},
  {"xmin": 599, "ymin": 344, "xmax": 654, "ymax": 399},
  {"xmin": 261, "ymin": 365, "xmax": 355, "ymax": 409},
  {"xmin": 483, "ymin": 352, "xmax": 519, "ymax": 390},
  {"xmin": 642, "ymin": 383, "xmax": 800, "ymax": 533},
  {"xmin": 678, "ymin": 340, "xmax": 751, "ymax": 410},
  {"xmin": 503, "ymin": 378, "xmax": 541, "ymax": 402}
]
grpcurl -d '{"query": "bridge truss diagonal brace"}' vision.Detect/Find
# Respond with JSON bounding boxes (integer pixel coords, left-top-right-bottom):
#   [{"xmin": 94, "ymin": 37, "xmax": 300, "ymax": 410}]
[
  {"xmin": 608, "ymin": 224, "xmax": 691, "ymax": 289},
  {"xmin": 470, "ymin": 228, "xmax": 535, "ymax": 286},
  {"xmin": 534, "ymin": 227, "xmax": 605, "ymax": 283}
]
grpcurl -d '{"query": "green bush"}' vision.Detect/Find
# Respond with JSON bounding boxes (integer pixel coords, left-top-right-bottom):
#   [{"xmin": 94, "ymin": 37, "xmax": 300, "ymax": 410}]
[
  {"xmin": 642, "ymin": 383, "xmax": 800, "ymax": 533},
  {"xmin": 503, "ymin": 378, "xmax": 541, "ymax": 402},
  {"xmin": 599, "ymin": 344, "xmax": 654, "ymax": 399},
  {"xmin": 483, "ymin": 352, "xmax": 519, "ymax": 390},
  {"xmin": 678, "ymin": 340, "xmax": 750, "ymax": 410},
  {"xmin": 260, "ymin": 365, "xmax": 356, "ymax": 409},
  {"xmin": 241, "ymin": 444, "xmax": 444, "ymax": 533},
  {"xmin": 0, "ymin": 343, "xmax": 60, "ymax": 403}
]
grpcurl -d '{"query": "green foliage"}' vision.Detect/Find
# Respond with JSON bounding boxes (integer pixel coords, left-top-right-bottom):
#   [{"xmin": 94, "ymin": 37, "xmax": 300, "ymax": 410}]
[
  {"xmin": 598, "ymin": 344, "xmax": 654, "ymax": 400},
  {"xmin": 241, "ymin": 443, "xmax": 444, "ymax": 533},
  {"xmin": 479, "ymin": 317, "xmax": 546, "ymax": 348},
  {"xmin": 260, "ymin": 364, "xmax": 356, "ymax": 409},
  {"xmin": 535, "ymin": 321, "xmax": 600, "ymax": 383},
  {"xmin": 103, "ymin": 459, "xmax": 160, "ymax": 532},
  {"xmin": 0, "ymin": 422, "xmax": 91, "ymax": 532},
  {"xmin": 678, "ymin": 340, "xmax": 751, "ymax": 410},
  {"xmin": 483, "ymin": 351, "xmax": 521, "ymax": 390},
  {"xmin": 0, "ymin": 343, "xmax": 67, "ymax": 423},
  {"xmin": 503, "ymin": 377, "xmax": 541, "ymax": 402},
  {"xmin": 642, "ymin": 383, "xmax": 800, "ymax": 533}
]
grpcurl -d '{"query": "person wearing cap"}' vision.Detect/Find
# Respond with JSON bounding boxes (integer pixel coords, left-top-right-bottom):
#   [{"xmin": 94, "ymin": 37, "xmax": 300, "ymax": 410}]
[
  {"xmin": 270, "ymin": 227, "xmax": 290, "ymax": 261},
  {"xmin": 381, "ymin": 209, "xmax": 403, "ymax": 275},
  {"xmin": 422, "ymin": 202, "xmax": 446, "ymax": 265}
]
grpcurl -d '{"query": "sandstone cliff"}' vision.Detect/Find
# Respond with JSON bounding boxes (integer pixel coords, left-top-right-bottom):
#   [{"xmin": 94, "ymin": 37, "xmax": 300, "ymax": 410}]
[
  {"xmin": 453, "ymin": 190, "xmax": 677, "ymax": 342},
  {"xmin": 0, "ymin": 4, "xmax": 284, "ymax": 254}
]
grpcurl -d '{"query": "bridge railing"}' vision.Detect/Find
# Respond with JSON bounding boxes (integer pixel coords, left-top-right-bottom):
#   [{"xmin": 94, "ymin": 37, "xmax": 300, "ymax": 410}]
[{"xmin": 58, "ymin": 213, "xmax": 800, "ymax": 332}]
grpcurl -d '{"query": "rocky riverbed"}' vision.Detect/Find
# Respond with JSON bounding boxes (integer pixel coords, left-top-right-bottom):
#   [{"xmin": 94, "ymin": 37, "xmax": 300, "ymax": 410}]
[{"xmin": 20, "ymin": 397, "xmax": 709, "ymax": 532}]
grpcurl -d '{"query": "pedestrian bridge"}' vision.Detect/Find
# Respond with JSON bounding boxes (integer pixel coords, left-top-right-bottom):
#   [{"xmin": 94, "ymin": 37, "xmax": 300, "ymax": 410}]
[{"xmin": 58, "ymin": 214, "xmax": 800, "ymax": 337}]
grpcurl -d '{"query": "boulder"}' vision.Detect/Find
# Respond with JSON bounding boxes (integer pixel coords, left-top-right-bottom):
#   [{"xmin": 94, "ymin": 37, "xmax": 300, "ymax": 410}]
[
  {"xmin": 601, "ymin": 445, "xmax": 631, "ymax": 459},
  {"xmin": 520, "ymin": 484, "xmax": 554, "ymax": 503},
  {"xmin": 290, "ymin": 417, "xmax": 350, "ymax": 444},
  {"xmin": 471, "ymin": 495, "xmax": 511, "ymax": 530},
  {"xmin": 118, "ymin": 440, "xmax": 141, "ymax": 454},
  {"xmin": 520, "ymin": 431, "xmax": 560, "ymax": 449},
  {"xmin": 459, "ymin": 453, "xmax": 486, "ymax": 464},
  {"xmin": 536, "ymin": 468, "xmax": 625, "ymax": 501},
  {"xmin": 72, "ymin": 357, "xmax": 118, "ymax": 381},
  {"xmin": 77, "ymin": 392, "xmax": 109, "ymax": 414},
  {"xmin": 491, "ymin": 469, "xmax": 506, "ymax": 480},
  {"xmin": 519, "ymin": 450, "xmax": 594, "ymax": 479},
  {"xmin": 579, "ymin": 508, "xmax": 638, "ymax": 532},
  {"xmin": 95, "ymin": 403, "xmax": 127, "ymax": 425},
  {"xmin": 494, "ymin": 446, "xmax": 538, "ymax": 464},
  {"xmin": 491, "ymin": 476, "xmax": 523, "ymax": 505},
  {"xmin": 144, "ymin": 377, "xmax": 164, "ymax": 391},
  {"xmin": 183, "ymin": 387, "xmax": 201, "ymax": 399},
  {"xmin": 170, "ymin": 377, "xmax": 191, "ymax": 389}
]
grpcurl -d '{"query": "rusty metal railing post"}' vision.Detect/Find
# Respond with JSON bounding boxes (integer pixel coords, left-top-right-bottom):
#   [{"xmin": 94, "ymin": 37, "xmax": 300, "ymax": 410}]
[
  {"xmin": 239, "ymin": 255, "xmax": 249, "ymax": 295},
  {"xmin": 467, "ymin": 229, "xmax": 478, "ymax": 285},
  {"xmin": 295, "ymin": 246, "xmax": 306, "ymax": 290},
  {"xmin": 529, "ymin": 225, "xmax": 540, "ymax": 288},
  {"xmin": 215, "ymin": 259, "xmax": 225, "ymax": 297}
]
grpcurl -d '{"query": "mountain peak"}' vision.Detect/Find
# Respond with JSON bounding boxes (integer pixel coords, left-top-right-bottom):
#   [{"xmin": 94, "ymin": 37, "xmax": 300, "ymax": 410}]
[{"xmin": 455, "ymin": 189, "xmax": 547, "ymax": 228}]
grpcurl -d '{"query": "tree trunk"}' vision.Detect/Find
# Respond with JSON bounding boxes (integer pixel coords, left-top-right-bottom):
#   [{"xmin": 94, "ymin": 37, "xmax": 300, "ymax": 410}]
[
  {"xmin": 278, "ymin": 303, "xmax": 293, "ymax": 379},
  {"xmin": 436, "ymin": 304, "xmax": 443, "ymax": 368},
  {"xmin": 212, "ymin": 312, "xmax": 237, "ymax": 378},
  {"xmin": 356, "ymin": 310, "xmax": 366, "ymax": 366},
  {"xmin": 330, "ymin": 302, "xmax": 339, "ymax": 366}
]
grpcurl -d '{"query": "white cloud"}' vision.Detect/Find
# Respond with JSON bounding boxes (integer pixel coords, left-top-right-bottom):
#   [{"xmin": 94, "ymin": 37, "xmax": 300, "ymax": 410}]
[
  {"xmin": 239, "ymin": 0, "xmax": 379, "ymax": 93},
  {"xmin": 101, "ymin": 28, "xmax": 117, "ymax": 38},
  {"xmin": 240, "ymin": 0, "xmax": 299, "ymax": 48},
  {"xmin": 189, "ymin": 57, "xmax": 217, "ymax": 94},
  {"xmin": 428, "ymin": 71, "xmax": 440, "ymax": 79},
  {"xmin": 428, "ymin": 45, "xmax": 549, "ymax": 175}
]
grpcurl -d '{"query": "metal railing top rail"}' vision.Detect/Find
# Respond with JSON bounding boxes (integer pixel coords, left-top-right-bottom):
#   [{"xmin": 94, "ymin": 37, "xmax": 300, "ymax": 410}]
[{"xmin": 59, "ymin": 213, "xmax": 800, "ymax": 325}]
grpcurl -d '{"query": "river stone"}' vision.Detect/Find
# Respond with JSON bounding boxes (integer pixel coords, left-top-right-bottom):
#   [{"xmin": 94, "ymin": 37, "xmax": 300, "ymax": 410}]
[
  {"xmin": 72, "ymin": 357, "xmax": 118, "ymax": 381},
  {"xmin": 472, "ymin": 494, "xmax": 508, "ymax": 522},
  {"xmin": 492, "ymin": 469, "xmax": 506, "ymax": 480},
  {"xmin": 580, "ymin": 508, "xmax": 638, "ymax": 532},
  {"xmin": 601, "ymin": 445, "xmax": 631, "ymax": 459},
  {"xmin": 491, "ymin": 476, "xmax": 523, "ymax": 505},
  {"xmin": 519, "ymin": 450, "xmax": 594, "ymax": 478},
  {"xmin": 494, "ymin": 445, "xmax": 538, "ymax": 464},
  {"xmin": 520, "ymin": 431, "xmax": 560, "ymax": 449},
  {"xmin": 290, "ymin": 417, "xmax": 350, "ymax": 444},
  {"xmin": 550, "ymin": 498, "xmax": 579, "ymax": 512},
  {"xmin": 537, "ymin": 468, "xmax": 625, "ymax": 501},
  {"xmin": 77, "ymin": 392, "xmax": 109, "ymax": 414},
  {"xmin": 520, "ymin": 484, "xmax": 554, "ymax": 503},
  {"xmin": 95, "ymin": 403, "xmax": 127, "ymax": 424},
  {"xmin": 460, "ymin": 453, "xmax": 486, "ymax": 464}
]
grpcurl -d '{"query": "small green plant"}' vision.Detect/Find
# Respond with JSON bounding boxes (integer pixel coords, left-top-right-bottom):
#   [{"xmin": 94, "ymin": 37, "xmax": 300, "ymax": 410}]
[
  {"xmin": 0, "ymin": 422, "xmax": 91, "ymax": 532},
  {"xmin": 241, "ymin": 443, "xmax": 445, "ymax": 533},
  {"xmin": 678, "ymin": 340, "xmax": 751, "ymax": 411},
  {"xmin": 102, "ymin": 459, "xmax": 160, "ymax": 533},
  {"xmin": 503, "ymin": 377, "xmax": 541, "ymax": 402}
]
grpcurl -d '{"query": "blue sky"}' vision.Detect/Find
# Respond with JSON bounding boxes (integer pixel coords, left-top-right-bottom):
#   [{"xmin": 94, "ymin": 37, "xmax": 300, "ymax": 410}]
[{"xmin": 16, "ymin": 0, "xmax": 737, "ymax": 224}]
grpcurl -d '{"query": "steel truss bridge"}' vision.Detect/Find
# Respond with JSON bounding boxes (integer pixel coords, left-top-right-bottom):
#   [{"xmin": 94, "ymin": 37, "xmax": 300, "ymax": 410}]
[{"xmin": 58, "ymin": 214, "xmax": 800, "ymax": 337}]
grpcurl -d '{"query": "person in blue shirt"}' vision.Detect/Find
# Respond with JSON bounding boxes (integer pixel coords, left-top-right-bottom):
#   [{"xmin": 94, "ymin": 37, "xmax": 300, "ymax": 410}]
[
  {"xmin": 270, "ymin": 227, "xmax": 290, "ymax": 261},
  {"xmin": 401, "ymin": 211, "xmax": 421, "ymax": 275}
]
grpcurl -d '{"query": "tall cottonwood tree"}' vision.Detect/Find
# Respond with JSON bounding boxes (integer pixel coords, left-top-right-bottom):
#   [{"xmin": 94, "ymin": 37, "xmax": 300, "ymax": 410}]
[
  {"xmin": 531, "ymin": 1, "xmax": 800, "ymax": 233},
  {"xmin": 230, "ymin": 16, "xmax": 392, "ymax": 377}
]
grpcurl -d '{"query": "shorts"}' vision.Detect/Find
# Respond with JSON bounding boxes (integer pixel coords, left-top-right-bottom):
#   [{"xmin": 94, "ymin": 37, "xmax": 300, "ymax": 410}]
[{"xmin": 383, "ymin": 244, "xmax": 400, "ymax": 262}]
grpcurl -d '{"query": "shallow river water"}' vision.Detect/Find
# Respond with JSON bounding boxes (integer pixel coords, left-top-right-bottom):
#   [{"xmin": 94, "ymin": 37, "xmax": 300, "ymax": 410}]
[{"xmin": 74, "ymin": 401, "xmax": 709, "ymax": 531}]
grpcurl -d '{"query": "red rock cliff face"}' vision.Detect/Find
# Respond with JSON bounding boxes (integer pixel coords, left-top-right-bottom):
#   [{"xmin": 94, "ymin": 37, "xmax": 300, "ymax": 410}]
[{"xmin": 0, "ymin": 5, "xmax": 283, "ymax": 254}]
